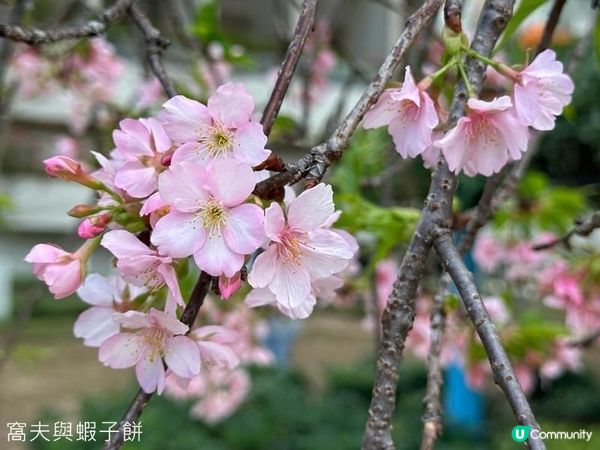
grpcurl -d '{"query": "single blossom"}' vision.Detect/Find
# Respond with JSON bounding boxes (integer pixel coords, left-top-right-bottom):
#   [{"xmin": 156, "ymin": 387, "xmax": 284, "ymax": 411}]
[
  {"xmin": 101, "ymin": 230, "xmax": 184, "ymax": 314},
  {"xmin": 191, "ymin": 325, "xmax": 240, "ymax": 369},
  {"xmin": 158, "ymin": 83, "xmax": 270, "ymax": 166},
  {"xmin": 151, "ymin": 159, "xmax": 264, "ymax": 277},
  {"xmin": 25, "ymin": 239, "xmax": 98, "ymax": 299},
  {"xmin": 434, "ymin": 96, "xmax": 529, "ymax": 176},
  {"xmin": 112, "ymin": 117, "xmax": 172, "ymax": 198},
  {"xmin": 513, "ymin": 49, "xmax": 574, "ymax": 131},
  {"xmin": 248, "ymin": 183, "xmax": 354, "ymax": 313},
  {"xmin": 77, "ymin": 213, "xmax": 111, "ymax": 239},
  {"xmin": 99, "ymin": 308, "xmax": 200, "ymax": 394},
  {"xmin": 74, "ymin": 274, "xmax": 144, "ymax": 347},
  {"xmin": 363, "ymin": 66, "xmax": 439, "ymax": 158}
]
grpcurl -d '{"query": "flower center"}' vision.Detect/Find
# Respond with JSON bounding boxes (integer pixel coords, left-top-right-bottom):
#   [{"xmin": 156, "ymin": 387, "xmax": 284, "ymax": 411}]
[
  {"xmin": 142, "ymin": 327, "xmax": 168, "ymax": 360},
  {"xmin": 278, "ymin": 229, "xmax": 304, "ymax": 263},
  {"xmin": 200, "ymin": 123, "xmax": 234, "ymax": 158},
  {"xmin": 198, "ymin": 197, "xmax": 229, "ymax": 236}
]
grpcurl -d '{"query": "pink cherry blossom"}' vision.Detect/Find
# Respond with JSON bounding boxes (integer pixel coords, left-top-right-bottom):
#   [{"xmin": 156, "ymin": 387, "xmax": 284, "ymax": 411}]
[
  {"xmin": 77, "ymin": 213, "xmax": 111, "ymax": 239},
  {"xmin": 473, "ymin": 232, "xmax": 506, "ymax": 272},
  {"xmin": 101, "ymin": 230, "xmax": 184, "ymax": 314},
  {"xmin": 482, "ymin": 296, "xmax": 510, "ymax": 326},
  {"xmin": 248, "ymin": 183, "xmax": 354, "ymax": 313},
  {"xmin": 74, "ymin": 274, "xmax": 144, "ymax": 347},
  {"xmin": 191, "ymin": 325, "xmax": 240, "ymax": 369},
  {"xmin": 375, "ymin": 259, "xmax": 398, "ymax": 307},
  {"xmin": 159, "ymin": 83, "xmax": 270, "ymax": 166},
  {"xmin": 136, "ymin": 78, "xmax": 165, "ymax": 110},
  {"xmin": 363, "ymin": 66, "xmax": 439, "ymax": 158},
  {"xmin": 112, "ymin": 117, "xmax": 172, "ymax": 198},
  {"xmin": 151, "ymin": 159, "xmax": 264, "ymax": 277},
  {"xmin": 43, "ymin": 155, "xmax": 101, "ymax": 189},
  {"xmin": 513, "ymin": 49, "xmax": 574, "ymax": 131},
  {"xmin": 540, "ymin": 339, "xmax": 582, "ymax": 380},
  {"xmin": 434, "ymin": 96, "xmax": 529, "ymax": 176},
  {"xmin": 99, "ymin": 308, "xmax": 200, "ymax": 394},
  {"xmin": 24, "ymin": 239, "xmax": 98, "ymax": 299},
  {"xmin": 245, "ymin": 287, "xmax": 316, "ymax": 319},
  {"xmin": 140, "ymin": 192, "xmax": 169, "ymax": 228}
]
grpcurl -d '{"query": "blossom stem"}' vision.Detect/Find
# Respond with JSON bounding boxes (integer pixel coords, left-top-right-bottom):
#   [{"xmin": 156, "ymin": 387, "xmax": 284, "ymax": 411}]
[
  {"xmin": 456, "ymin": 61, "xmax": 474, "ymax": 97},
  {"xmin": 460, "ymin": 44, "xmax": 519, "ymax": 81},
  {"xmin": 418, "ymin": 56, "xmax": 458, "ymax": 89}
]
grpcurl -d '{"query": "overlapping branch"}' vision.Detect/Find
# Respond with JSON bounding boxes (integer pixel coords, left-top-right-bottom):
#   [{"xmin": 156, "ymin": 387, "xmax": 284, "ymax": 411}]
[
  {"xmin": 533, "ymin": 210, "xmax": 600, "ymax": 250},
  {"xmin": 253, "ymin": 0, "xmax": 445, "ymax": 198},
  {"xmin": 0, "ymin": 0, "xmax": 134, "ymax": 44}
]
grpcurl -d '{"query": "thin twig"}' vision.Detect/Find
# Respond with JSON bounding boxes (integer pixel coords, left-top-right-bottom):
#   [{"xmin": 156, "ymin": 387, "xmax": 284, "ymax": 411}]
[
  {"xmin": 104, "ymin": 271, "xmax": 214, "ymax": 450},
  {"xmin": 434, "ymin": 233, "xmax": 544, "ymax": 450},
  {"xmin": 536, "ymin": 0, "xmax": 567, "ymax": 55},
  {"xmin": 533, "ymin": 210, "xmax": 600, "ymax": 251},
  {"xmin": 254, "ymin": 0, "xmax": 445, "ymax": 199},
  {"xmin": 128, "ymin": 3, "xmax": 177, "ymax": 98},
  {"xmin": 259, "ymin": 0, "xmax": 318, "ymax": 169},
  {"xmin": 567, "ymin": 328, "xmax": 600, "ymax": 347},
  {"xmin": 0, "ymin": 0, "xmax": 134, "ymax": 44}
]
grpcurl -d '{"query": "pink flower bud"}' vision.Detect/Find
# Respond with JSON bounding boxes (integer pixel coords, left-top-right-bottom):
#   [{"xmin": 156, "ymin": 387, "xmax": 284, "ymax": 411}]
[
  {"xmin": 77, "ymin": 213, "xmax": 111, "ymax": 239},
  {"xmin": 219, "ymin": 272, "xmax": 242, "ymax": 300},
  {"xmin": 43, "ymin": 156, "xmax": 102, "ymax": 190}
]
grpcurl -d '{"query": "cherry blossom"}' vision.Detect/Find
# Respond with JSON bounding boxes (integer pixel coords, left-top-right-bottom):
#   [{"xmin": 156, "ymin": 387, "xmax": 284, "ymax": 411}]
[
  {"xmin": 101, "ymin": 230, "xmax": 184, "ymax": 314},
  {"xmin": 24, "ymin": 239, "xmax": 98, "ymax": 299},
  {"xmin": 363, "ymin": 66, "xmax": 439, "ymax": 158},
  {"xmin": 191, "ymin": 325, "xmax": 240, "ymax": 369},
  {"xmin": 112, "ymin": 117, "xmax": 172, "ymax": 198},
  {"xmin": 248, "ymin": 183, "xmax": 354, "ymax": 313},
  {"xmin": 513, "ymin": 49, "xmax": 574, "ymax": 131},
  {"xmin": 99, "ymin": 308, "xmax": 200, "ymax": 394},
  {"xmin": 74, "ymin": 274, "xmax": 144, "ymax": 347},
  {"xmin": 77, "ymin": 213, "xmax": 111, "ymax": 239},
  {"xmin": 151, "ymin": 159, "xmax": 264, "ymax": 277},
  {"xmin": 43, "ymin": 155, "xmax": 102, "ymax": 189},
  {"xmin": 159, "ymin": 83, "xmax": 269, "ymax": 166},
  {"xmin": 434, "ymin": 96, "xmax": 529, "ymax": 176}
]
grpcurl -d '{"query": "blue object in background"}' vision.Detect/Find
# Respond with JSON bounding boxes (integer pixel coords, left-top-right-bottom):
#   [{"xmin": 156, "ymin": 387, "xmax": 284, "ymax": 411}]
[
  {"xmin": 264, "ymin": 316, "xmax": 302, "ymax": 367},
  {"xmin": 444, "ymin": 363, "xmax": 484, "ymax": 431}
]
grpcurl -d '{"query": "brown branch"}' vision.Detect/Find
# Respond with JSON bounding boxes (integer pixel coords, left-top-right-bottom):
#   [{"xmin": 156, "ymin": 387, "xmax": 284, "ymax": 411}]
[
  {"xmin": 567, "ymin": 328, "xmax": 600, "ymax": 347},
  {"xmin": 260, "ymin": 0, "xmax": 318, "ymax": 140},
  {"xmin": 254, "ymin": 0, "xmax": 445, "ymax": 199},
  {"xmin": 434, "ymin": 233, "xmax": 544, "ymax": 450},
  {"xmin": 128, "ymin": 3, "xmax": 177, "ymax": 98},
  {"xmin": 420, "ymin": 272, "xmax": 450, "ymax": 450},
  {"xmin": 533, "ymin": 210, "xmax": 600, "ymax": 251},
  {"xmin": 536, "ymin": 0, "xmax": 567, "ymax": 55},
  {"xmin": 0, "ymin": 0, "xmax": 133, "ymax": 44},
  {"xmin": 104, "ymin": 271, "xmax": 214, "ymax": 450},
  {"xmin": 363, "ymin": 0, "xmax": 528, "ymax": 448}
]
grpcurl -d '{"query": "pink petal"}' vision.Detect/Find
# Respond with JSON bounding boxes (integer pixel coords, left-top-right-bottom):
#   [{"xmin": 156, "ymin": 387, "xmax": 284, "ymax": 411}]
[
  {"xmin": 264, "ymin": 203, "xmax": 285, "ymax": 242},
  {"xmin": 140, "ymin": 192, "xmax": 167, "ymax": 216},
  {"xmin": 151, "ymin": 211, "xmax": 207, "ymax": 258},
  {"xmin": 99, "ymin": 332, "xmax": 144, "ymax": 368},
  {"xmin": 288, "ymin": 183, "xmax": 334, "ymax": 231},
  {"xmin": 270, "ymin": 261, "xmax": 311, "ymax": 309},
  {"xmin": 74, "ymin": 306, "xmax": 119, "ymax": 347},
  {"xmin": 148, "ymin": 308, "xmax": 189, "ymax": 335},
  {"xmin": 193, "ymin": 235, "xmax": 244, "ymax": 277},
  {"xmin": 142, "ymin": 117, "xmax": 172, "ymax": 154},
  {"xmin": 77, "ymin": 274, "xmax": 115, "ymax": 307},
  {"xmin": 207, "ymin": 82, "xmax": 254, "ymax": 128},
  {"xmin": 113, "ymin": 310, "xmax": 153, "ymax": 329},
  {"xmin": 159, "ymin": 95, "xmax": 211, "ymax": 143},
  {"xmin": 165, "ymin": 336, "xmax": 201, "ymax": 378},
  {"xmin": 158, "ymin": 162, "xmax": 210, "ymax": 212},
  {"xmin": 278, "ymin": 294, "xmax": 316, "ymax": 319},
  {"xmin": 467, "ymin": 96, "xmax": 512, "ymax": 113},
  {"xmin": 136, "ymin": 354, "xmax": 166, "ymax": 393},
  {"xmin": 113, "ymin": 118, "xmax": 153, "ymax": 160},
  {"xmin": 42, "ymin": 259, "xmax": 83, "ymax": 299},
  {"xmin": 363, "ymin": 89, "xmax": 400, "ymax": 129},
  {"xmin": 114, "ymin": 161, "xmax": 158, "ymax": 198},
  {"xmin": 206, "ymin": 159, "xmax": 256, "ymax": 207},
  {"xmin": 245, "ymin": 287, "xmax": 277, "ymax": 308},
  {"xmin": 301, "ymin": 229, "xmax": 354, "ymax": 279},
  {"xmin": 101, "ymin": 230, "xmax": 154, "ymax": 258},
  {"xmin": 24, "ymin": 243, "xmax": 70, "ymax": 263},
  {"xmin": 248, "ymin": 245, "xmax": 278, "ymax": 288},
  {"xmin": 232, "ymin": 122, "xmax": 270, "ymax": 166},
  {"xmin": 392, "ymin": 66, "xmax": 421, "ymax": 106},
  {"xmin": 158, "ymin": 264, "xmax": 185, "ymax": 315},
  {"xmin": 196, "ymin": 341, "xmax": 239, "ymax": 368},
  {"xmin": 223, "ymin": 203, "xmax": 264, "ymax": 254}
]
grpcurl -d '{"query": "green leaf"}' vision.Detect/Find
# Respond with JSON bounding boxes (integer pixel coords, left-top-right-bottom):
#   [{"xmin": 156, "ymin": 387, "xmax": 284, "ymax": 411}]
[{"xmin": 495, "ymin": 0, "xmax": 550, "ymax": 51}]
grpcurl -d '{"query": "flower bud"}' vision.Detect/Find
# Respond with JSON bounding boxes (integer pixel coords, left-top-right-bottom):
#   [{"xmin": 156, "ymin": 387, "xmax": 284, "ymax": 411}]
[
  {"xmin": 43, "ymin": 156, "xmax": 103, "ymax": 190},
  {"xmin": 77, "ymin": 213, "xmax": 112, "ymax": 239},
  {"xmin": 68, "ymin": 204, "xmax": 103, "ymax": 218}
]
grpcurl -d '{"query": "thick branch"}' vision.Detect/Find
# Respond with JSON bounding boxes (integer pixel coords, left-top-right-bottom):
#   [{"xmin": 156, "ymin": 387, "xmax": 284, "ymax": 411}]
[
  {"xmin": 254, "ymin": 0, "xmax": 445, "ymax": 198},
  {"xmin": 104, "ymin": 271, "xmax": 214, "ymax": 450},
  {"xmin": 363, "ymin": 1, "xmax": 519, "ymax": 448},
  {"xmin": 434, "ymin": 234, "xmax": 544, "ymax": 450},
  {"xmin": 0, "ymin": 0, "xmax": 133, "ymax": 44},
  {"xmin": 536, "ymin": 0, "xmax": 567, "ymax": 55},
  {"xmin": 128, "ymin": 3, "xmax": 177, "ymax": 98}
]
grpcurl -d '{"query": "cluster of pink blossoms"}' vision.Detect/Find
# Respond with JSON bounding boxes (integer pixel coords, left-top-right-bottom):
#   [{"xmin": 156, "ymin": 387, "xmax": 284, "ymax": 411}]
[
  {"xmin": 25, "ymin": 82, "xmax": 357, "ymax": 403},
  {"xmin": 10, "ymin": 38, "xmax": 124, "ymax": 134},
  {"xmin": 363, "ymin": 50, "xmax": 574, "ymax": 176}
]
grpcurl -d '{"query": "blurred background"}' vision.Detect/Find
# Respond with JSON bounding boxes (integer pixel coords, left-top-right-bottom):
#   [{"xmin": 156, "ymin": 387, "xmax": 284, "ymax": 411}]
[{"xmin": 1, "ymin": 0, "xmax": 600, "ymax": 449}]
